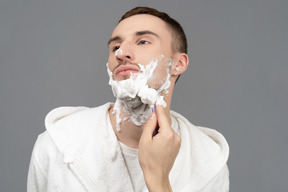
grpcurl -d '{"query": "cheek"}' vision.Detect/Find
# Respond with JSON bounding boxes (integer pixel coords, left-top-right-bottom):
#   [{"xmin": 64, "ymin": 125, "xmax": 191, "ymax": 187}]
[
  {"xmin": 107, "ymin": 56, "xmax": 116, "ymax": 70},
  {"xmin": 137, "ymin": 54, "xmax": 159, "ymax": 66}
]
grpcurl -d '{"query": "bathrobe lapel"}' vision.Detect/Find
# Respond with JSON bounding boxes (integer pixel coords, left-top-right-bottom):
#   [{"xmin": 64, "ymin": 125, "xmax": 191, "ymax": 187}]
[{"xmin": 46, "ymin": 103, "xmax": 134, "ymax": 191}]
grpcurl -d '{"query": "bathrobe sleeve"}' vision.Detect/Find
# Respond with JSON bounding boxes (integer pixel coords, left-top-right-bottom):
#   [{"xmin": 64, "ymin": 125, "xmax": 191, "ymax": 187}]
[
  {"xmin": 200, "ymin": 165, "xmax": 230, "ymax": 192},
  {"xmin": 178, "ymin": 164, "xmax": 229, "ymax": 192},
  {"xmin": 27, "ymin": 138, "xmax": 48, "ymax": 192}
]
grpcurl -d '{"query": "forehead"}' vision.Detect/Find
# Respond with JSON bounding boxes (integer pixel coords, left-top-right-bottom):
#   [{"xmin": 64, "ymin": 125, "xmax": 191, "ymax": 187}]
[{"xmin": 111, "ymin": 14, "xmax": 171, "ymax": 38}]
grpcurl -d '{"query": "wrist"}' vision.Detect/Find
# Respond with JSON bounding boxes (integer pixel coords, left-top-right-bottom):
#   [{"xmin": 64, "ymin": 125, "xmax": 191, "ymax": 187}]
[{"xmin": 144, "ymin": 173, "xmax": 172, "ymax": 192}]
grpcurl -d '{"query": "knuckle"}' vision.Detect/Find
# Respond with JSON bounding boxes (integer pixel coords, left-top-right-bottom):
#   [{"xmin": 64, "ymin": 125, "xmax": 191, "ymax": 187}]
[
  {"xmin": 176, "ymin": 136, "xmax": 181, "ymax": 146},
  {"xmin": 165, "ymin": 131, "xmax": 174, "ymax": 140}
]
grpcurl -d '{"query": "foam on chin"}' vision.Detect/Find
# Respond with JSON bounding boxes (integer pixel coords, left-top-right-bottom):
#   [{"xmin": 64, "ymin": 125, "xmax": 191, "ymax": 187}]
[{"xmin": 107, "ymin": 55, "xmax": 172, "ymax": 131}]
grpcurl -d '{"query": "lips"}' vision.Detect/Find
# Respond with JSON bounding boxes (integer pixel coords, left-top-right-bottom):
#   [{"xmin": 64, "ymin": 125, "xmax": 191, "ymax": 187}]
[{"xmin": 114, "ymin": 65, "xmax": 140, "ymax": 77}]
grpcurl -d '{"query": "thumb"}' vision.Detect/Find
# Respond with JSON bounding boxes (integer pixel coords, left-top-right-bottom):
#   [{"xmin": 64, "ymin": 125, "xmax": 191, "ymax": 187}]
[{"xmin": 142, "ymin": 110, "xmax": 158, "ymax": 139}]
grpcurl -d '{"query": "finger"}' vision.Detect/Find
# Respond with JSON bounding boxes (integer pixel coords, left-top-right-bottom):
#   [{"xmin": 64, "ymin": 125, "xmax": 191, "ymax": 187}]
[
  {"xmin": 155, "ymin": 105, "xmax": 171, "ymax": 130},
  {"xmin": 142, "ymin": 110, "xmax": 158, "ymax": 139}
]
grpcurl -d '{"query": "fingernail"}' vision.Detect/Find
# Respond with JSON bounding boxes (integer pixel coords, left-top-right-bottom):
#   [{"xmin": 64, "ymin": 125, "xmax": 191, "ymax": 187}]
[{"xmin": 150, "ymin": 113, "xmax": 156, "ymax": 120}]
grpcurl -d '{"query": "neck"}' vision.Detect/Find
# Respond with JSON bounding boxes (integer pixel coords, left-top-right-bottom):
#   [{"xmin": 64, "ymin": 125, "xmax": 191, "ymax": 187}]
[{"xmin": 109, "ymin": 107, "xmax": 143, "ymax": 149}]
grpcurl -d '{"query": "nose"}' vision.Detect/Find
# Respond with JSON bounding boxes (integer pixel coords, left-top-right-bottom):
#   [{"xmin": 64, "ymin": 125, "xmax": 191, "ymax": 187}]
[{"xmin": 115, "ymin": 43, "xmax": 134, "ymax": 63}]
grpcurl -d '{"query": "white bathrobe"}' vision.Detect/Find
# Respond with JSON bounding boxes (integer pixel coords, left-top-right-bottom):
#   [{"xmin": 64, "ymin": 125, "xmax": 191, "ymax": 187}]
[{"xmin": 27, "ymin": 103, "xmax": 229, "ymax": 192}]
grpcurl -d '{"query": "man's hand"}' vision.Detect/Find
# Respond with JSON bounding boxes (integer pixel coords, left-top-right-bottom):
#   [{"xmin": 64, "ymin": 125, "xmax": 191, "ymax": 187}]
[{"xmin": 138, "ymin": 105, "xmax": 181, "ymax": 192}]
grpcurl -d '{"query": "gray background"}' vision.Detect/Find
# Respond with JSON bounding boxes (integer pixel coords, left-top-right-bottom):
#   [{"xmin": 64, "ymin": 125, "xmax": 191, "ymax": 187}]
[{"xmin": 1, "ymin": 0, "xmax": 287, "ymax": 191}]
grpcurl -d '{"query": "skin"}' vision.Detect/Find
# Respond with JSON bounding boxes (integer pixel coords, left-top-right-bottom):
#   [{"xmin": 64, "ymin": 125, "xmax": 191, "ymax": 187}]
[{"xmin": 107, "ymin": 14, "xmax": 189, "ymax": 191}]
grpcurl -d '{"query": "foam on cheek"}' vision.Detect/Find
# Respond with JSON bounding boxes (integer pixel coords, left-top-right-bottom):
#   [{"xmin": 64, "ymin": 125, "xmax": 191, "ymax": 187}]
[{"xmin": 107, "ymin": 55, "xmax": 172, "ymax": 131}]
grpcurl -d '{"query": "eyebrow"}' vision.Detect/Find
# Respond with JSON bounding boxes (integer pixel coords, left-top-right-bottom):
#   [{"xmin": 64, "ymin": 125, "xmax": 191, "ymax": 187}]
[
  {"xmin": 108, "ymin": 30, "xmax": 159, "ymax": 45},
  {"xmin": 135, "ymin": 30, "xmax": 159, "ymax": 38},
  {"xmin": 108, "ymin": 36, "xmax": 122, "ymax": 46}
]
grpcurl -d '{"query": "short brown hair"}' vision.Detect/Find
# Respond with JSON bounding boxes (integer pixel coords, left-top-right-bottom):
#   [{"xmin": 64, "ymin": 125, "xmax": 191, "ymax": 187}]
[{"xmin": 119, "ymin": 7, "xmax": 187, "ymax": 54}]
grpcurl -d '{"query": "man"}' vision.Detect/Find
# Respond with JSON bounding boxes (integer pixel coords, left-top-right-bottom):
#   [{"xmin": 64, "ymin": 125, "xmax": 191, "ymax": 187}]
[{"xmin": 28, "ymin": 7, "xmax": 229, "ymax": 192}]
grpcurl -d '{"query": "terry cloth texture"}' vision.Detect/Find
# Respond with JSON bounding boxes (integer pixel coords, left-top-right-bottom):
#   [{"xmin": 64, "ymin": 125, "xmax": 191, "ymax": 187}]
[{"xmin": 27, "ymin": 103, "xmax": 229, "ymax": 192}]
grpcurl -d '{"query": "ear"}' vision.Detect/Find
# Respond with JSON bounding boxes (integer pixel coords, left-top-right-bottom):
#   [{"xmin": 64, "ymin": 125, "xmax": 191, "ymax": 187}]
[{"xmin": 171, "ymin": 53, "xmax": 189, "ymax": 76}]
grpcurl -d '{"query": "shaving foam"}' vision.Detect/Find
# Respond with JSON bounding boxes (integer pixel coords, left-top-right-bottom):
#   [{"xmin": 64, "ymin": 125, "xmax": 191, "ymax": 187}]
[
  {"xmin": 115, "ymin": 48, "xmax": 123, "ymax": 57},
  {"xmin": 107, "ymin": 55, "xmax": 172, "ymax": 131}
]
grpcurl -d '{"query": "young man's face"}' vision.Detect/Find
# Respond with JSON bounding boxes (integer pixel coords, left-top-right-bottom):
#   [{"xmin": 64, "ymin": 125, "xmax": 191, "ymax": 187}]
[{"xmin": 107, "ymin": 14, "xmax": 175, "ymax": 82}]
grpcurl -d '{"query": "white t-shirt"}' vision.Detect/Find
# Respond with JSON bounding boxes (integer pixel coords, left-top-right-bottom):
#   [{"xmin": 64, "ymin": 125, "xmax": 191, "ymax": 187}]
[{"xmin": 119, "ymin": 142, "xmax": 146, "ymax": 192}]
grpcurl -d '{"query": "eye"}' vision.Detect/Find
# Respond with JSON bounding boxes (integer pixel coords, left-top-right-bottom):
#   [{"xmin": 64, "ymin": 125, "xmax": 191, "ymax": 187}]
[
  {"xmin": 138, "ymin": 40, "xmax": 149, "ymax": 45},
  {"xmin": 112, "ymin": 46, "xmax": 120, "ymax": 52}
]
